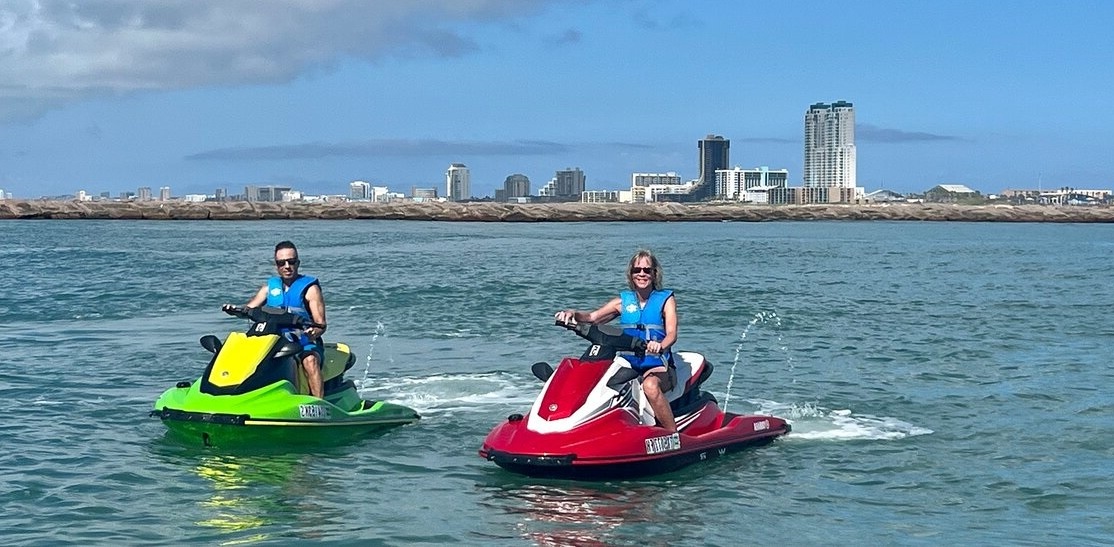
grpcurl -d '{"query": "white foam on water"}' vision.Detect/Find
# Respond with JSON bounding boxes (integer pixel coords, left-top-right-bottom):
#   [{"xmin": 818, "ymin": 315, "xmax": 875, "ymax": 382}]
[
  {"xmin": 748, "ymin": 399, "xmax": 933, "ymax": 441},
  {"xmin": 30, "ymin": 396, "xmax": 67, "ymax": 406},
  {"xmin": 359, "ymin": 372, "xmax": 537, "ymax": 417}
]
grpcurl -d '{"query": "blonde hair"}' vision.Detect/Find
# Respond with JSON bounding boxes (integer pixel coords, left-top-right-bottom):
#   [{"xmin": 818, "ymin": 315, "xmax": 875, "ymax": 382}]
[{"xmin": 626, "ymin": 249, "xmax": 663, "ymax": 290}]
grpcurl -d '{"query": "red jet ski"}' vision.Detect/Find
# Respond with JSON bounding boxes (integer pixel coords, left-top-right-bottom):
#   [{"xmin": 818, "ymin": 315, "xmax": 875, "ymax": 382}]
[{"xmin": 479, "ymin": 321, "xmax": 790, "ymax": 479}]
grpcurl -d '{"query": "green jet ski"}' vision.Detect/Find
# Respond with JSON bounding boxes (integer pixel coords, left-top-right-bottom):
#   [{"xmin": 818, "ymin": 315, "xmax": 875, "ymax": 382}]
[{"xmin": 152, "ymin": 306, "xmax": 420, "ymax": 447}]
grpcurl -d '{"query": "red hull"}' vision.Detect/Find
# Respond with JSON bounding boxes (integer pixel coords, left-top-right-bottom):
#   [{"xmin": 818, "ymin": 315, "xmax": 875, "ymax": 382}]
[{"xmin": 479, "ymin": 401, "xmax": 790, "ymax": 479}]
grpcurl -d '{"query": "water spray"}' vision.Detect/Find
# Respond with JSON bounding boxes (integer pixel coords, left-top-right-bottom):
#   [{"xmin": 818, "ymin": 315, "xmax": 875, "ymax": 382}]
[
  {"xmin": 360, "ymin": 321, "xmax": 386, "ymax": 388},
  {"xmin": 723, "ymin": 311, "xmax": 784, "ymax": 415}
]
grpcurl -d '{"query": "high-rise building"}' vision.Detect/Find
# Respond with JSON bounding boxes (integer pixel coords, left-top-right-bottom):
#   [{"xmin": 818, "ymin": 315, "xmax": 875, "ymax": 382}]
[
  {"xmin": 699, "ymin": 136, "xmax": 730, "ymax": 186},
  {"xmin": 446, "ymin": 163, "xmax": 470, "ymax": 202},
  {"xmin": 553, "ymin": 168, "xmax": 586, "ymax": 200},
  {"xmin": 159, "ymin": 186, "xmax": 171, "ymax": 201},
  {"xmin": 681, "ymin": 135, "xmax": 730, "ymax": 201},
  {"xmin": 137, "ymin": 186, "xmax": 152, "ymax": 201},
  {"xmin": 803, "ymin": 101, "xmax": 857, "ymax": 190},
  {"xmin": 214, "ymin": 188, "xmax": 226, "ymax": 201},
  {"xmin": 503, "ymin": 174, "xmax": 530, "ymax": 198}
]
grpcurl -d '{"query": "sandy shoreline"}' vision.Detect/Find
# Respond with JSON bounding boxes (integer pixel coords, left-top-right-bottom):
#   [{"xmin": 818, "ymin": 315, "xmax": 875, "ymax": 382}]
[{"xmin": 2, "ymin": 199, "xmax": 1113, "ymax": 222}]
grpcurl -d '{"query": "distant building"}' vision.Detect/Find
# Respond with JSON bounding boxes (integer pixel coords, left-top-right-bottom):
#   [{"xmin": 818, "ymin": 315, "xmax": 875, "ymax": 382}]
[
  {"xmin": 183, "ymin": 194, "xmax": 207, "ymax": 202},
  {"xmin": 1002, "ymin": 187, "xmax": 1111, "ymax": 205},
  {"xmin": 633, "ymin": 172, "xmax": 682, "ymax": 187},
  {"xmin": 503, "ymin": 174, "xmax": 530, "ymax": 199},
  {"xmin": 581, "ymin": 190, "xmax": 620, "ymax": 203},
  {"xmin": 768, "ymin": 186, "xmax": 862, "ymax": 205},
  {"xmin": 350, "ymin": 180, "xmax": 371, "ymax": 200},
  {"xmin": 244, "ymin": 185, "xmax": 292, "ymax": 202},
  {"xmin": 689, "ymin": 135, "xmax": 730, "ymax": 201},
  {"xmin": 925, "ymin": 184, "xmax": 979, "ymax": 203},
  {"xmin": 411, "ymin": 187, "xmax": 438, "ymax": 200},
  {"xmin": 0, "ymin": 189, "xmax": 6, "ymax": 200},
  {"xmin": 159, "ymin": 186, "xmax": 171, "ymax": 201},
  {"xmin": 804, "ymin": 101, "xmax": 862, "ymax": 202},
  {"xmin": 864, "ymin": 189, "xmax": 907, "ymax": 202},
  {"xmin": 553, "ymin": 168, "xmax": 586, "ymax": 200},
  {"xmin": 371, "ymin": 186, "xmax": 391, "ymax": 202},
  {"xmin": 446, "ymin": 163, "xmax": 470, "ymax": 201},
  {"xmin": 627, "ymin": 172, "xmax": 689, "ymax": 203},
  {"xmin": 137, "ymin": 187, "xmax": 152, "ymax": 201},
  {"xmin": 214, "ymin": 188, "xmax": 226, "ymax": 201},
  {"xmin": 741, "ymin": 185, "xmax": 783, "ymax": 204},
  {"xmin": 538, "ymin": 178, "xmax": 555, "ymax": 197},
  {"xmin": 715, "ymin": 166, "xmax": 789, "ymax": 201}
]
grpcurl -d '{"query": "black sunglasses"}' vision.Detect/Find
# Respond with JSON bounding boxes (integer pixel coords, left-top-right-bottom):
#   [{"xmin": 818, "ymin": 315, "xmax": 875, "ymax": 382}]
[
  {"xmin": 275, "ymin": 258, "xmax": 300, "ymax": 267},
  {"xmin": 630, "ymin": 266, "xmax": 655, "ymax": 275}
]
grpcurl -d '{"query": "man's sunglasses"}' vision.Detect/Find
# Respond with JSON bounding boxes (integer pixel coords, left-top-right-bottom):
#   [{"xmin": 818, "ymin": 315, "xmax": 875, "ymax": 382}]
[
  {"xmin": 630, "ymin": 267, "xmax": 655, "ymax": 275},
  {"xmin": 275, "ymin": 258, "xmax": 301, "ymax": 267}
]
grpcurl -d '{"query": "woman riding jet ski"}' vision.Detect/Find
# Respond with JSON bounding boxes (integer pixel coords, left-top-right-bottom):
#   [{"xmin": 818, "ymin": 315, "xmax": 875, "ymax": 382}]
[
  {"xmin": 151, "ymin": 306, "xmax": 419, "ymax": 447},
  {"xmin": 478, "ymin": 321, "xmax": 790, "ymax": 479}
]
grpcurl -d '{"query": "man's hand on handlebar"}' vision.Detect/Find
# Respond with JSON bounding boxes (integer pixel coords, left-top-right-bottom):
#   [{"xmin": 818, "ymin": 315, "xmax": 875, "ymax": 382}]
[{"xmin": 554, "ymin": 309, "xmax": 578, "ymax": 325}]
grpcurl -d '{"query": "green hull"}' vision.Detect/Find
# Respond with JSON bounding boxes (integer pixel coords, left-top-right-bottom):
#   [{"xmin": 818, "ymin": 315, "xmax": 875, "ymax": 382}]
[{"xmin": 152, "ymin": 378, "xmax": 420, "ymax": 448}]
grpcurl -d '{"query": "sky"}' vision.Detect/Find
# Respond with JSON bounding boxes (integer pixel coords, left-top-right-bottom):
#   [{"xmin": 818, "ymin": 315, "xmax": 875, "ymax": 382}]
[{"xmin": 2, "ymin": 0, "xmax": 1113, "ymax": 199}]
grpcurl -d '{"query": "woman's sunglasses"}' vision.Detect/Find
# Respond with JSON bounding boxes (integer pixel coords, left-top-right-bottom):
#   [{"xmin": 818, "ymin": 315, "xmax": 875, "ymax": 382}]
[{"xmin": 630, "ymin": 267, "xmax": 655, "ymax": 275}]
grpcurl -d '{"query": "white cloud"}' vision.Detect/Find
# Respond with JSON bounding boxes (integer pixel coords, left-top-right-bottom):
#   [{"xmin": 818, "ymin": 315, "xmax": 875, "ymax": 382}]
[{"xmin": 0, "ymin": 0, "xmax": 554, "ymax": 120}]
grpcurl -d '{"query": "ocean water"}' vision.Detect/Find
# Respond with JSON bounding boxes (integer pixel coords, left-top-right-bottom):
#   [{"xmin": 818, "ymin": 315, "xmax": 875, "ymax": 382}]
[{"xmin": 1, "ymin": 219, "xmax": 1112, "ymax": 546}]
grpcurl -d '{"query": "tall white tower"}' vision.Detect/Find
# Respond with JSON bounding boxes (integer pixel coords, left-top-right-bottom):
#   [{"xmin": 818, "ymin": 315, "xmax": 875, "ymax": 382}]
[
  {"xmin": 446, "ymin": 163, "xmax": 470, "ymax": 202},
  {"xmin": 803, "ymin": 101, "xmax": 856, "ymax": 190}
]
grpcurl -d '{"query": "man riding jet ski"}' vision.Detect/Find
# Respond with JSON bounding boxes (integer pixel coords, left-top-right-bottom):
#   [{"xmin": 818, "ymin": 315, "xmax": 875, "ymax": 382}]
[
  {"xmin": 151, "ymin": 306, "xmax": 419, "ymax": 447},
  {"xmin": 479, "ymin": 321, "xmax": 790, "ymax": 479}
]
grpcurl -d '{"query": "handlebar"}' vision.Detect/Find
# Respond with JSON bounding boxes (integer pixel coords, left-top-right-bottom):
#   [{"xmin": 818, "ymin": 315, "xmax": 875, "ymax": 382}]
[
  {"xmin": 555, "ymin": 319, "xmax": 647, "ymax": 353},
  {"xmin": 221, "ymin": 305, "xmax": 324, "ymax": 329}
]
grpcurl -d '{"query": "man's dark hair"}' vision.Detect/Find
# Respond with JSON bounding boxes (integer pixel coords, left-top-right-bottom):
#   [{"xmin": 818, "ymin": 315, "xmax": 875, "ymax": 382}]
[{"xmin": 274, "ymin": 240, "xmax": 298, "ymax": 256}]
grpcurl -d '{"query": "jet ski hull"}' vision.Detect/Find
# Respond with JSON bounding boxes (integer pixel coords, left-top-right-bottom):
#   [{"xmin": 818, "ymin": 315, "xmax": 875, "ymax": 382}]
[
  {"xmin": 152, "ymin": 378, "xmax": 419, "ymax": 447},
  {"xmin": 480, "ymin": 404, "xmax": 790, "ymax": 480}
]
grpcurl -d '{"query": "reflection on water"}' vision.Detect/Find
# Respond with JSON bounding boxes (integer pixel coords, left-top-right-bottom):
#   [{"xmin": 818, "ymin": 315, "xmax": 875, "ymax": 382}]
[
  {"xmin": 193, "ymin": 453, "xmax": 311, "ymax": 538},
  {"xmin": 481, "ymin": 482, "xmax": 667, "ymax": 547},
  {"xmin": 149, "ymin": 441, "xmax": 352, "ymax": 545}
]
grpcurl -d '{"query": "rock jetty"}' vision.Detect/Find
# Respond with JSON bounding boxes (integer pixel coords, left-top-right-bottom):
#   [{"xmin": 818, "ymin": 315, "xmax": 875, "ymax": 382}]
[{"xmin": 2, "ymin": 199, "xmax": 1113, "ymax": 222}]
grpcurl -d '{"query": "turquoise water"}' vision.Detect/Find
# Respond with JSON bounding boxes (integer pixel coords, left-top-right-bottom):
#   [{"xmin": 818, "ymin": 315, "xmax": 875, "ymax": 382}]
[{"xmin": 2, "ymin": 219, "xmax": 1112, "ymax": 545}]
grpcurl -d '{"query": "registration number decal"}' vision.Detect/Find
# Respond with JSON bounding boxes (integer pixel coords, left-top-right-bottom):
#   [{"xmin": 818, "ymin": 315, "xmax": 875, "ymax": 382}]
[
  {"xmin": 645, "ymin": 433, "xmax": 681, "ymax": 455},
  {"xmin": 298, "ymin": 404, "xmax": 330, "ymax": 419},
  {"xmin": 753, "ymin": 419, "xmax": 770, "ymax": 431}
]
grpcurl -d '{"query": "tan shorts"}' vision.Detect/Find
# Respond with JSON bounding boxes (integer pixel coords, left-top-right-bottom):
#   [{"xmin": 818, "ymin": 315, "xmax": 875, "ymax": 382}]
[{"xmin": 642, "ymin": 365, "xmax": 676, "ymax": 393}]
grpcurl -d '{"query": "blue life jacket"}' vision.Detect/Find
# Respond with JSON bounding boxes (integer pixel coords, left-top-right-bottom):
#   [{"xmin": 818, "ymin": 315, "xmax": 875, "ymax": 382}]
[
  {"xmin": 618, "ymin": 289, "xmax": 673, "ymax": 371},
  {"xmin": 266, "ymin": 275, "xmax": 318, "ymax": 321}
]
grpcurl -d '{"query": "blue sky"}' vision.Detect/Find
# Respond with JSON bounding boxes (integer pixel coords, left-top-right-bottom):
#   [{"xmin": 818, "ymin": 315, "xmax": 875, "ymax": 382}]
[{"xmin": 2, "ymin": 0, "xmax": 1112, "ymax": 198}]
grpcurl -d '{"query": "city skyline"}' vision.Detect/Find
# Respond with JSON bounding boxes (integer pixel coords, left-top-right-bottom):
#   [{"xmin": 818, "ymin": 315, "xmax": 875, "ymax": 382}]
[{"xmin": 2, "ymin": 2, "xmax": 1112, "ymax": 198}]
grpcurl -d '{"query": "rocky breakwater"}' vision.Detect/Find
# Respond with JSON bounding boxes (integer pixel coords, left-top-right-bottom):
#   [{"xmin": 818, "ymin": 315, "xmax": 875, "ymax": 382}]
[{"xmin": 2, "ymin": 199, "xmax": 1114, "ymax": 222}]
